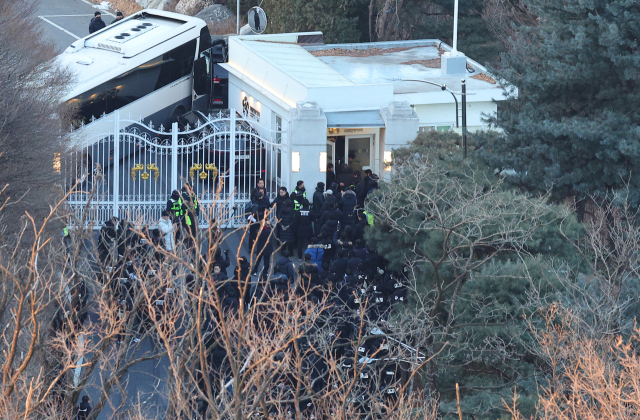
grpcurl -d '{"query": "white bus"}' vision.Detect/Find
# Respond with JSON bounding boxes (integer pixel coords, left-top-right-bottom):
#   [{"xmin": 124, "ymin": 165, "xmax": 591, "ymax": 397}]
[{"xmin": 59, "ymin": 9, "xmax": 228, "ymax": 135}]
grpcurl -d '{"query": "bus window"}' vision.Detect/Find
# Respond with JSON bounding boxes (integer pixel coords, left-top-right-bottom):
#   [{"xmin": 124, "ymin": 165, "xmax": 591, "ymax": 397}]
[{"xmin": 70, "ymin": 40, "xmax": 197, "ymax": 124}]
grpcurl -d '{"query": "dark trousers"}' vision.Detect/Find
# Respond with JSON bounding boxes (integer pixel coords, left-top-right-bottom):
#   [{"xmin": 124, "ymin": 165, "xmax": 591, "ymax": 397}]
[
  {"xmin": 255, "ymin": 251, "xmax": 272, "ymax": 275},
  {"xmin": 297, "ymin": 237, "xmax": 310, "ymax": 259}
]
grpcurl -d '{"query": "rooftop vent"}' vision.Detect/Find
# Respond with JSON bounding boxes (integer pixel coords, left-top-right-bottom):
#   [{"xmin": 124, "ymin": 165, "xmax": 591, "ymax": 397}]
[
  {"xmin": 97, "ymin": 43, "xmax": 123, "ymax": 53},
  {"xmin": 109, "ymin": 23, "xmax": 157, "ymax": 44}
]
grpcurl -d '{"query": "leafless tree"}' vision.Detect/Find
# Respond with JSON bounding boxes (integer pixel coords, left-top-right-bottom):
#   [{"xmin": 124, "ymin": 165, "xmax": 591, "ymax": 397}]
[
  {"xmin": 0, "ymin": 174, "xmax": 441, "ymax": 419},
  {"xmin": 0, "ymin": 0, "xmax": 74, "ymax": 234}
]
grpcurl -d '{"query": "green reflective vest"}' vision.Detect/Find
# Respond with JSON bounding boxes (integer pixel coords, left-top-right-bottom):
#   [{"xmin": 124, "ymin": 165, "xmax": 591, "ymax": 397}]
[
  {"xmin": 170, "ymin": 198, "xmax": 184, "ymax": 217},
  {"xmin": 62, "ymin": 226, "xmax": 70, "ymax": 237},
  {"xmin": 363, "ymin": 211, "xmax": 374, "ymax": 227},
  {"xmin": 292, "ymin": 189, "xmax": 307, "ymax": 211}
]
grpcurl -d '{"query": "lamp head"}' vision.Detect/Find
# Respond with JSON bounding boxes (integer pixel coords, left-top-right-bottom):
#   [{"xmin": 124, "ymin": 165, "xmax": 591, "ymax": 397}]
[{"xmin": 441, "ymin": 84, "xmax": 447, "ymax": 91}]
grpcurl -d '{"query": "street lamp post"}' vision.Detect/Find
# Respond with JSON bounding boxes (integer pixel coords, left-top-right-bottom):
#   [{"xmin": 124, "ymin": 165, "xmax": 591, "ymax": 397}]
[
  {"xmin": 398, "ymin": 79, "xmax": 459, "ymax": 128},
  {"xmin": 394, "ymin": 78, "xmax": 470, "ymax": 157},
  {"xmin": 461, "ymin": 79, "xmax": 467, "ymax": 159}
]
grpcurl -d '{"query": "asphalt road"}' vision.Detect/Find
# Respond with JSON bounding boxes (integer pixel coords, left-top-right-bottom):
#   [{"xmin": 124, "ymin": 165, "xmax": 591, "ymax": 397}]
[
  {"xmin": 37, "ymin": 0, "xmax": 116, "ymax": 52},
  {"xmin": 71, "ymin": 229, "xmax": 252, "ymax": 419}
]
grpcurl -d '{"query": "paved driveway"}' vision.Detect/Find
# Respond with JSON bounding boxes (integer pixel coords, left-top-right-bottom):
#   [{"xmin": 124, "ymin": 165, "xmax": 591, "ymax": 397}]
[{"xmin": 37, "ymin": 0, "xmax": 116, "ymax": 52}]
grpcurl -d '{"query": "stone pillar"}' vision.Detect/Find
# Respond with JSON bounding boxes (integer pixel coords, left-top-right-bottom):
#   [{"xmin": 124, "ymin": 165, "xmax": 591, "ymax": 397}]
[
  {"xmin": 380, "ymin": 101, "xmax": 419, "ymax": 176},
  {"xmin": 289, "ymin": 102, "xmax": 327, "ymax": 194}
]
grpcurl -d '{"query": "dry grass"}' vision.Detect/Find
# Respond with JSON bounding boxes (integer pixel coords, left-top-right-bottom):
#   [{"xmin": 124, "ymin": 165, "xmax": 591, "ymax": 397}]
[
  {"xmin": 310, "ymin": 45, "xmax": 435, "ymax": 58},
  {"xmin": 471, "ymin": 73, "xmax": 497, "ymax": 84},
  {"xmin": 402, "ymin": 58, "xmax": 441, "ymax": 68}
]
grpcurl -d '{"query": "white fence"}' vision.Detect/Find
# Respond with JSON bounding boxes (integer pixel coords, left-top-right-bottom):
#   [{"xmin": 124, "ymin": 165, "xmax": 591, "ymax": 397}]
[{"xmin": 63, "ymin": 109, "xmax": 288, "ymax": 228}]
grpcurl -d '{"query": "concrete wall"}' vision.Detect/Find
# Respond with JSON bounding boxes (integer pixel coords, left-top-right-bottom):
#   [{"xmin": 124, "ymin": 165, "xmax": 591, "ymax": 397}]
[
  {"xmin": 413, "ymin": 101, "xmax": 497, "ymax": 130},
  {"xmin": 289, "ymin": 102, "xmax": 327, "ymax": 193},
  {"xmin": 380, "ymin": 102, "xmax": 420, "ymax": 148},
  {"xmin": 223, "ymin": 37, "xmax": 307, "ymax": 110},
  {"xmin": 307, "ymin": 84, "xmax": 395, "ymax": 113}
]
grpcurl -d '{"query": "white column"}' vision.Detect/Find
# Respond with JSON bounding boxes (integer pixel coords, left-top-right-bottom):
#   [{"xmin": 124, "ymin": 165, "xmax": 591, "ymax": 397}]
[
  {"xmin": 453, "ymin": 0, "xmax": 459, "ymax": 53},
  {"xmin": 229, "ymin": 109, "xmax": 236, "ymax": 211},
  {"xmin": 171, "ymin": 122, "xmax": 178, "ymax": 193},
  {"xmin": 112, "ymin": 110, "xmax": 120, "ymax": 217}
]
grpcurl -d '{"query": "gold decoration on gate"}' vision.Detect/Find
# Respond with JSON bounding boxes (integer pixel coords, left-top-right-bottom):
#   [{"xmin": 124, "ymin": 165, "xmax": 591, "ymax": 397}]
[
  {"xmin": 131, "ymin": 164, "xmax": 144, "ymax": 181},
  {"xmin": 140, "ymin": 172, "xmax": 150, "ymax": 180},
  {"xmin": 205, "ymin": 164, "xmax": 218, "ymax": 180},
  {"xmin": 146, "ymin": 163, "xmax": 160, "ymax": 181},
  {"xmin": 199, "ymin": 171, "xmax": 208, "ymax": 180},
  {"xmin": 189, "ymin": 164, "xmax": 203, "ymax": 181}
]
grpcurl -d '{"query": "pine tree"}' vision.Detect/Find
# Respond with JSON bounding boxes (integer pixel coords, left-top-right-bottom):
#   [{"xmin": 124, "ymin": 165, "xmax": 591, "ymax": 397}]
[
  {"xmin": 475, "ymin": 0, "xmax": 640, "ymax": 205},
  {"xmin": 364, "ymin": 132, "xmax": 583, "ymax": 418},
  {"xmin": 262, "ymin": 0, "xmax": 365, "ymax": 43}
]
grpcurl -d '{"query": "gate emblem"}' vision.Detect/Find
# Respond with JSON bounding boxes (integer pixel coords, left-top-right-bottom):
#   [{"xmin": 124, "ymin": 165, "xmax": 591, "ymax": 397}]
[
  {"xmin": 131, "ymin": 163, "xmax": 160, "ymax": 181},
  {"xmin": 190, "ymin": 163, "xmax": 218, "ymax": 180}
]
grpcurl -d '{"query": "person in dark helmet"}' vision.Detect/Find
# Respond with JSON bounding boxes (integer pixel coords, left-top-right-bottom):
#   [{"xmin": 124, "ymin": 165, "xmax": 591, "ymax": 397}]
[
  {"xmin": 89, "ymin": 11, "xmax": 105, "ymax": 34},
  {"xmin": 110, "ymin": 11, "xmax": 124, "ymax": 25},
  {"xmin": 76, "ymin": 395, "xmax": 92, "ymax": 420}
]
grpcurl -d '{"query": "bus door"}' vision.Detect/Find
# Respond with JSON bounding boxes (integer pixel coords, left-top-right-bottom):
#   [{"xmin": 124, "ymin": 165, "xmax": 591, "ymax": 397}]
[{"xmin": 192, "ymin": 50, "xmax": 212, "ymax": 112}]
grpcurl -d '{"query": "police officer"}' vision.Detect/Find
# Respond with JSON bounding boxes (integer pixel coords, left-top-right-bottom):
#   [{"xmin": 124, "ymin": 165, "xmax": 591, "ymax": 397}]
[
  {"xmin": 181, "ymin": 183, "xmax": 200, "ymax": 248},
  {"xmin": 166, "ymin": 189, "xmax": 184, "ymax": 241},
  {"xmin": 292, "ymin": 180, "xmax": 306, "ymax": 211}
]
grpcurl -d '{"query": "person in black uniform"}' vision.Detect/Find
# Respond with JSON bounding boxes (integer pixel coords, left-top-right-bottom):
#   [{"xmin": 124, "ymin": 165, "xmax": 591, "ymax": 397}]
[
  {"xmin": 76, "ymin": 395, "xmax": 92, "ymax": 420},
  {"xmin": 88, "ymin": 11, "xmax": 105, "ymax": 34}
]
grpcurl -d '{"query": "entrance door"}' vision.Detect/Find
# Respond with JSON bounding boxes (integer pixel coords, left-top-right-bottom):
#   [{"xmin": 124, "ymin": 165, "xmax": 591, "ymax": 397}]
[
  {"xmin": 326, "ymin": 140, "xmax": 335, "ymax": 169},
  {"xmin": 345, "ymin": 135, "xmax": 373, "ymax": 171}
]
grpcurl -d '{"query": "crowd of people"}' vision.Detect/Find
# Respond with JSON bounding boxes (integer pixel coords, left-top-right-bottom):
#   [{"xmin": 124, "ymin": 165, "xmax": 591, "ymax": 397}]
[{"xmin": 67, "ymin": 161, "xmax": 415, "ymax": 418}]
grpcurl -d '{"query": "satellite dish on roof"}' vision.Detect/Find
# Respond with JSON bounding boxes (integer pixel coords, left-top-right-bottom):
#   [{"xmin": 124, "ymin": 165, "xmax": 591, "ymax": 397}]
[{"xmin": 248, "ymin": 7, "xmax": 267, "ymax": 34}]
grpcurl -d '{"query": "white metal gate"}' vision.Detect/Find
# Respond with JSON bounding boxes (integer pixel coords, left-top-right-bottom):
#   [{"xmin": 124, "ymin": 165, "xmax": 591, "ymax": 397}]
[{"xmin": 63, "ymin": 109, "xmax": 288, "ymax": 228}]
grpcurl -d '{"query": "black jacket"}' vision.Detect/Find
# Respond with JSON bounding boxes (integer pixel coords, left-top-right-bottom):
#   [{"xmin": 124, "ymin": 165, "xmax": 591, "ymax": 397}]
[
  {"xmin": 318, "ymin": 207, "xmax": 342, "ymax": 230},
  {"xmin": 278, "ymin": 201, "xmax": 296, "ymax": 243},
  {"xmin": 76, "ymin": 400, "xmax": 92, "ymax": 420},
  {"xmin": 89, "ymin": 17, "xmax": 106, "ymax": 34},
  {"xmin": 330, "ymin": 257, "xmax": 349, "ymax": 279},
  {"xmin": 276, "ymin": 257, "xmax": 295, "ymax": 281},
  {"xmin": 338, "ymin": 190, "xmax": 358, "ymax": 223},
  {"xmin": 271, "ymin": 193, "xmax": 290, "ymax": 219},
  {"xmin": 353, "ymin": 219, "xmax": 369, "ymax": 242},
  {"xmin": 293, "ymin": 207, "xmax": 314, "ymax": 239},
  {"xmin": 313, "ymin": 187, "xmax": 325, "ymax": 213},
  {"xmin": 255, "ymin": 226, "xmax": 273, "ymax": 257},
  {"xmin": 326, "ymin": 170, "xmax": 336, "ymax": 186}
]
